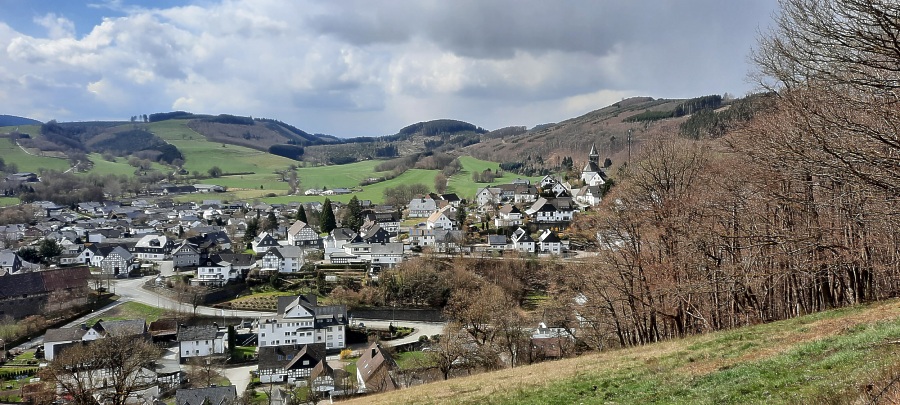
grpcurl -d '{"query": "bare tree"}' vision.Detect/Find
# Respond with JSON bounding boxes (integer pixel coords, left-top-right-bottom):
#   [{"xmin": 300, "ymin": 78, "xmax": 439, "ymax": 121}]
[
  {"xmin": 41, "ymin": 336, "xmax": 161, "ymax": 405},
  {"xmin": 186, "ymin": 356, "xmax": 225, "ymax": 388},
  {"xmin": 429, "ymin": 323, "xmax": 468, "ymax": 380}
]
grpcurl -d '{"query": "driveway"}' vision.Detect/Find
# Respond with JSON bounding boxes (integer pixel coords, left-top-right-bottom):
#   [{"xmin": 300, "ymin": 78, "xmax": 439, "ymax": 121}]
[{"xmin": 222, "ymin": 364, "xmax": 257, "ymax": 395}]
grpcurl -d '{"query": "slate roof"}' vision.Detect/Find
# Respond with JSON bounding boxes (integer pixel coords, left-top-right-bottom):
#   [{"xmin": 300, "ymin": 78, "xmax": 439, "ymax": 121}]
[
  {"xmin": 356, "ymin": 342, "xmax": 398, "ymax": 391},
  {"xmin": 96, "ymin": 319, "xmax": 147, "ymax": 337},
  {"xmin": 175, "ymin": 386, "xmax": 237, "ymax": 405},
  {"xmin": 0, "ymin": 266, "xmax": 90, "ymax": 300},
  {"xmin": 258, "ymin": 343, "xmax": 326, "ymax": 370},
  {"xmin": 43, "ymin": 326, "xmax": 88, "ymax": 343},
  {"xmin": 177, "ymin": 325, "xmax": 218, "ymax": 342}
]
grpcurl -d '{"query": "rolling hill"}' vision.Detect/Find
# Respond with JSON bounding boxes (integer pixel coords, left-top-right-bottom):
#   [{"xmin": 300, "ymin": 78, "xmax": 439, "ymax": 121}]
[{"xmin": 0, "ymin": 114, "xmax": 41, "ymax": 127}]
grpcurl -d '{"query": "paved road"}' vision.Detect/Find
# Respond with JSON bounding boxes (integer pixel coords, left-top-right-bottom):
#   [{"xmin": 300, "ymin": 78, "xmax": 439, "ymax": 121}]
[
  {"xmin": 112, "ymin": 277, "xmax": 275, "ymax": 319},
  {"xmin": 11, "ymin": 299, "xmax": 128, "ymax": 352},
  {"xmin": 348, "ymin": 319, "xmax": 445, "ymax": 348},
  {"xmin": 222, "ymin": 364, "xmax": 256, "ymax": 395}
]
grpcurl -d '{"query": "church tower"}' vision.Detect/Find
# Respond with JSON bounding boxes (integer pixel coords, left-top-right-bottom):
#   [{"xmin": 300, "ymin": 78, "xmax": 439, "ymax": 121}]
[{"xmin": 588, "ymin": 143, "xmax": 599, "ymax": 166}]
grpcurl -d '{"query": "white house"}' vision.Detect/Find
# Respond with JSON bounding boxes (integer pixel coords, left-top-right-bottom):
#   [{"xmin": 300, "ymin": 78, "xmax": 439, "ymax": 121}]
[
  {"xmin": 43, "ymin": 319, "xmax": 148, "ymax": 361},
  {"xmin": 286, "ymin": 221, "xmax": 321, "ymax": 248},
  {"xmin": 258, "ymin": 343, "xmax": 327, "ymax": 384},
  {"xmin": 426, "ymin": 207, "xmax": 455, "ymax": 230},
  {"xmin": 195, "ymin": 254, "xmax": 239, "ymax": 286},
  {"xmin": 177, "ymin": 325, "xmax": 227, "ymax": 362},
  {"xmin": 510, "ymin": 227, "xmax": 536, "ymax": 253},
  {"xmin": 257, "ymin": 295, "xmax": 348, "ymax": 351},
  {"xmin": 407, "ymin": 197, "xmax": 437, "ymax": 218},
  {"xmin": 494, "ymin": 204, "xmax": 524, "ymax": 228},
  {"xmin": 332, "ymin": 242, "xmax": 403, "ymax": 267},
  {"xmin": 538, "ymin": 230, "xmax": 566, "ymax": 255},
  {"xmin": 252, "ymin": 232, "xmax": 280, "ymax": 254},
  {"xmin": 133, "ymin": 234, "xmax": 173, "ymax": 261},
  {"xmin": 171, "ymin": 241, "xmax": 201, "ymax": 268},
  {"xmin": 260, "ymin": 246, "xmax": 306, "ymax": 274}
]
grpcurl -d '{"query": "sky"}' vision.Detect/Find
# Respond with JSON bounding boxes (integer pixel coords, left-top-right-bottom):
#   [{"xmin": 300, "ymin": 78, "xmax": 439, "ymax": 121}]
[{"xmin": 0, "ymin": 0, "xmax": 780, "ymax": 137}]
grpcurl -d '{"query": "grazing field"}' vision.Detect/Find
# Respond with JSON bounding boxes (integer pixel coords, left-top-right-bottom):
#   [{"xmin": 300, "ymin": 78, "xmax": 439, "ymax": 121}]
[
  {"xmin": 264, "ymin": 168, "xmax": 440, "ymax": 204},
  {"xmin": 448, "ymin": 156, "xmax": 542, "ymax": 198},
  {"xmin": 348, "ymin": 298, "xmax": 900, "ymax": 405},
  {"xmin": 81, "ymin": 153, "xmax": 169, "ymax": 177},
  {"xmin": 0, "ymin": 137, "xmax": 71, "ymax": 172}
]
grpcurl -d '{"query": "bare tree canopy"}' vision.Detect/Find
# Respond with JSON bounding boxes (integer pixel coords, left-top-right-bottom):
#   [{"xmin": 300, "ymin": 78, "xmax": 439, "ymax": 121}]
[{"xmin": 752, "ymin": 0, "xmax": 900, "ymax": 193}]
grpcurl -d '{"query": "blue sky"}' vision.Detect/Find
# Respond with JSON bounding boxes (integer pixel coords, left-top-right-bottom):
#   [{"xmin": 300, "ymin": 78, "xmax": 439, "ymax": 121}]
[{"xmin": 0, "ymin": 0, "xmax": 779, "ymax": 137}]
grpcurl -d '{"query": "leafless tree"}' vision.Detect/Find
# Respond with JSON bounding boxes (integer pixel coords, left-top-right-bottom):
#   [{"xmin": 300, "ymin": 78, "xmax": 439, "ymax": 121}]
[{"xmin": 41, "ymin": 336, "xmax": 161, "ymax": 405}]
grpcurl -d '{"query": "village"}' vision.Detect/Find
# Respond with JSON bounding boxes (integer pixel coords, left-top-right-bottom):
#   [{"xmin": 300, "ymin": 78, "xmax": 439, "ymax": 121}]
[{"xmin": 0, "ymin": 148, "xmax": 610, "ymax": 403}]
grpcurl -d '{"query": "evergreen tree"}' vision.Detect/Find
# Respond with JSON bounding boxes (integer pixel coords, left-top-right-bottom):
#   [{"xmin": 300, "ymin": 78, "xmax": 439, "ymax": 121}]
[
  {"xmin": 296, "ymin": 205, "xmax": 308, "ymax": 223},
  {"xmin": 456, "ymin": 206, "xmax": 467, "ymax": 228},
  {"xmin": 243, "ymin": 217, "xmax": 259, "ymax": 243},
  {"xmin": 265, "ymin": 211, "xmax": 278, "ymax": 231},
  {"xmin": 343, "ymin": 195, "xmax": 363, "ymax": 232},
  {"xmin": 320, "ymin": 198, "xmax": 337, "ymax": 233}
]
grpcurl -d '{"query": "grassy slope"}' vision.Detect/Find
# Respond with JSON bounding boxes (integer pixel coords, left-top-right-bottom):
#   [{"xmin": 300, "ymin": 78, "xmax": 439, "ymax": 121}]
[
  {"xmin": 448, "ymin": 156, "xmax": 543, "ymax": 198},
  {"xmin": 349, "ymin": 299, "xmax": 900, "ymax": 404},
  {"xmin": 0, "ymin": 137, "xmax": 70, "ymax": 172}
]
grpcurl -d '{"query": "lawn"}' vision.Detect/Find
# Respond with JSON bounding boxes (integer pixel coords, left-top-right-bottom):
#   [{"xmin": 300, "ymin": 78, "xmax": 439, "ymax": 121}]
[
  {"xmin": 86, "ymin": 301, "xmax": 168, "ymax": 325},
  {"xmin": 393, "ymin": 351, "xmax": 432, "ymax": 370},
  {"xmin": 0, "ymin": 197, "xmax": 19, "ymax": 207},
  {"xmin": 347, "ymin": 298, "xmax": 900, "ymax": 405}
]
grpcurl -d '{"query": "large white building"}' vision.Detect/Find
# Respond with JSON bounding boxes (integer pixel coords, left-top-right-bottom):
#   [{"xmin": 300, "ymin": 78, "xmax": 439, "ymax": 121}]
[
  {"xmin": 177, "ymin": 325, "xmax": 227, "ymax": 362},
  {"xmin": 257, "ymin": 295, "xmax": 348, "ymax": 351},
  {"xmin": 260, "ymin": 246, "xmax": 306, "ymax": 274}
]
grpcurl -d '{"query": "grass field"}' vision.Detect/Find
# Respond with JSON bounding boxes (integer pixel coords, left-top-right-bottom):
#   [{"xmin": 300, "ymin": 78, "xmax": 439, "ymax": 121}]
[
  {"xmin": 447, "ymin": 156, "xmax": 542, "ymax": 198},
  {"xmin": 0, "ymin": 137, "xmax": 71, "ymax": 173},
  {"xmin": 0, "ymin": 197, "xmax": 19, "ymax": 207},
  {"xmin": 3, "ymin": 119, "xmax": 529, "ymax": 205},
  {"xmin": 87, "ymin": 301, "xmax": 168, "ymax": 325},
  {"xmin": 348, "ymin": 298, "xmax": 900, "ymax": 405}
]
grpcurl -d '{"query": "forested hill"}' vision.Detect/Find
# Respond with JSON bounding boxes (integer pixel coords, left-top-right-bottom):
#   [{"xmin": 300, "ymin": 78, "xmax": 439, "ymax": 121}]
[{"xmin": 0, "ymin": 115, "xmax": 41, "ymax": 127}]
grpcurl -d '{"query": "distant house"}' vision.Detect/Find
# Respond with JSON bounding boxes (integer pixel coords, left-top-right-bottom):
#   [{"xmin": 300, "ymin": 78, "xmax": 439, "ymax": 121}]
[
  {"xmin": 99, "ymin": 246, "xmax": 137, "ymax": 276},
  {"xmin": 252, "ymin": 232, "xmax": 280, "ymax": 254},
  {"xmin": 44, "ymin": 319, "xmax": 148, "ymax": 361},
  {"xmin": 175, "ymin": 386, "xmax": 237, "ymax": 405},
  {"xmin": 356, "ymin": 342, "xmax": 398, "ymax": 393},
  {"xmin": 333, "ymin": 242, "xmax": 403, "ymax": 267},
  {"xmin": 494, "ymin": 204, "xmax": 524, "ymax": 228},
  {"xmin": 195, "ymin": 254, "xmax": 239, "ymax": 286},
  {"xmin": 163, "ymin": 185, "xmax": 197, "ymax": 195},
  {"xmin": 193, "ymin": 184, "xmax": 226, "ymax": 193},
  {"xmin": 510, "ymin": 227, "xmax": 536, "ymax": 253},
  {"xmin": 177, "ymin": 324, "xmax": 227, "ymax": 362},
  {"xmin": 426, "ymin": 207, "xmax": 455, "ymax": 230},
  {"xmin": 0, "ymin": 251, "xmax": 23, "ymax": 276},
  {"xmin": 0, "ymin": 266, "xmax": 91, "ymax": 319},
  {"xmin": 526, "ymin": 198, "xmax": 574, "ymax": 223},
  {"xmin": 260, "ymin": 246, "xmax": 306, "ymax": 274},
  {"xmin": 133, "ymin": 234, "xmax": 174, "ymax": 261},
  {"xmin": 407, "ymin": 196, "xmax": 437, "ymax": 218},
  {"xmin": 171, "ymin": 241, "xmax": 201, "ymax": 268},
  {"xmin": 537, "ymin": 230, "xmax": 566, "ymax": 255},
  {"xmin": 5, "ymin": 172, "xmax": 38, "ymax": 182},
  {"xmin": 258, "ymin": 343, "xmax": 327, "ymax": 384},
  {"xmin": 475, "ymin": 186, "xmax": 502, "ymax": 207},
  {"xmin": 286, "ymin": 221, "xmax": 321, "ymax": 248},
  {"xmin": 358, "ymin": 223, "xmax": 391, "ymax": 244},
  {"xmin": 257, "ymin": 295, "xmax": 347, "ymax": 351}
]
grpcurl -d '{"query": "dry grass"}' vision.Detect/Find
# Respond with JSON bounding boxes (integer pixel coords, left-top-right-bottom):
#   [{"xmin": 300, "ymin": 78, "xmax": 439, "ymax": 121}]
[{"xmin": 345, "ymin": 299, "xmax": 900, "ymax": 404}]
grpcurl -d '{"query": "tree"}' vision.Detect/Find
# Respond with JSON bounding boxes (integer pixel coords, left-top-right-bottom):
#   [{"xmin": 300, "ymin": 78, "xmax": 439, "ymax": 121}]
[
  {"xmin": 264, "ymin": 211, "xmax": 278, "ymax": 232},
  {"xmin": 342, "ymin": 195, "xmax": 363, "ymax": 232},
  {"xmin": 434, "ymin": 173, "xmax": 447, "ymax": 194},
  {"xmin": 186, "ymin": 356, "xmax": 225, "ymax": 388},
  {"xmin": 38, "ymin": 238, "xmax": 63, "ymax": 264},
  {"xmin": 429, "ymin": 323, "xmax": 469, "ymax": 380},
  {"xmin": 319, "ymin": 198, "xmax": 337, "ymax": 233},
  {"xmin": 17, "ymin": 246, "xmax": 40, "ymax": 264},
  {"xmin": 296, "ymin": 205, "xmax": 308, "ymax": 223},
  {"xmin": 752, "ymin": 0, "xmax": 900, "ymax": 194},
  {"xmin": 41, "ymin": 336, "xmax": 161, "ymax": 405},
  {"xmin": 243, "ymin": 218, "xmax": 259, "ymax": 244},
  {"xmin": 207, "ymin": 166, "xmax": 223, "ymax": 178},
  {"xmin": 455, "ymin": 206, "xmax": 467, "ymax": 229}
]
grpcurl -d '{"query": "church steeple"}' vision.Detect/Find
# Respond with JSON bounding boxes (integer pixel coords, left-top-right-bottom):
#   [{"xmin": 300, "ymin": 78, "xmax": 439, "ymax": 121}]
[{"xmin": 589, "ymin": 143, "xmax": 599, "ymax": 165}]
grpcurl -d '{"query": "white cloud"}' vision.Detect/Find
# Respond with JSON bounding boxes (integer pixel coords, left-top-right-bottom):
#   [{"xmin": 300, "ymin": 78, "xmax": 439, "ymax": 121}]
[{"xmin": 0, "ymin": 0, "xmax": 778, "ymax": 134}]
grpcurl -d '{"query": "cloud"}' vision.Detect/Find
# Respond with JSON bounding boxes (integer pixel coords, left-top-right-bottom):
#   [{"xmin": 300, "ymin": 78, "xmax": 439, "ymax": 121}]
[{"xmin": 0, "ymin": 0, "xmax": 778, "ymax": 134}]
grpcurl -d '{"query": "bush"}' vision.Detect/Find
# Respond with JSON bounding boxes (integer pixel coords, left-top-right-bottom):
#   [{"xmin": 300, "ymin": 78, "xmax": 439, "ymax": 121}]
[{"xmin": 339, "ymin": 348, "xmax": 353, "ymax": 360}]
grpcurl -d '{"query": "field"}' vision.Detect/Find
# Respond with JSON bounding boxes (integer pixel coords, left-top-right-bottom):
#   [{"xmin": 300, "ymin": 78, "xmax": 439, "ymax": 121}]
[
  {"xmin": 0, "ymin": 137, "xmax": 71, "ymax": 173},
  {"xmin": 3, "ymin": 120, "xmax": 530, "ymax": 205},
  {"xmin": 86, "ymin": 301, "xmax": 168, "ymax": 325},
  {"xmin": 348, "ymin": 298, "xmax": 900, "ymax": 405}
]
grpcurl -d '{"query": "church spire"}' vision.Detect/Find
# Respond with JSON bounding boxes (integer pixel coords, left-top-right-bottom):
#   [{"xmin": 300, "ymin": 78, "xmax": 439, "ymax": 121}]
[{"xmin": 589, "ymin": 143, "xmax": 598, "ymax": 164}]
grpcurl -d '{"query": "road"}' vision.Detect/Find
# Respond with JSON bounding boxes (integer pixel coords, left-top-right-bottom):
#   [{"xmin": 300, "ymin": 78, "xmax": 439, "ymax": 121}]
[
  {"xmin": 112, "ymin": 277, "xmax": 275, "ymax": 319},
  {"xmin": 11, "ymin": 299, "xmax": 129, "ymax": 352},
  {"xmin": 113, "ymin": 276, "xmax": 448, "ymax": 346}
]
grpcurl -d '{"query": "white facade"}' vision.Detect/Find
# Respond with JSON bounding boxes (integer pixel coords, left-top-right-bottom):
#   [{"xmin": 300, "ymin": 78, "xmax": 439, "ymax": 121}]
[
  {"xmin": 257, "ymin": 296, "xmax": 348, "ymax": 351},
  {"xmin": 260, "ymin": 246, "xmax": 306, "ymax": 273},
  {"xmin": 195, "ymin": 256, "xmax": 238, "ymax": 285}
]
